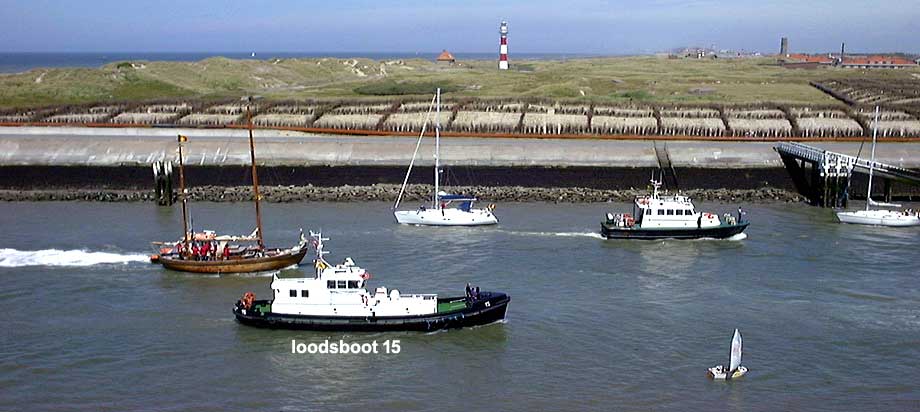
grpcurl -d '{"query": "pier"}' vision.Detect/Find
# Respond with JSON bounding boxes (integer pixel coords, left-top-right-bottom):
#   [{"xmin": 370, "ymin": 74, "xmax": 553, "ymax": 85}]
[{"xmin": 774, "ymin": 142, "xmax": 920, "ymax": 207}]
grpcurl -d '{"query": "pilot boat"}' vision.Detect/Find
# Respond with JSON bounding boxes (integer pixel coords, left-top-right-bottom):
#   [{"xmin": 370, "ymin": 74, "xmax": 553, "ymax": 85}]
[
  {"xmin": 233, "ymin": 232, "xmax": 510, "ymax": 332},
  {"xmin": 601, "ymin": 177, "xmax": 749, "ymax": 240}
]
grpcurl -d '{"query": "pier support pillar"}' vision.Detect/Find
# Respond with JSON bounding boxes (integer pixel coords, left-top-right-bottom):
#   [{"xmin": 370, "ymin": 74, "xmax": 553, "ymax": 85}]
[
  {"xmin": 152, "ymin": 160, "xmax": 174, "ymax": 206},
  {"xmin": 883, "ymin": 179, "xmax": 892, "ymax": 203}
]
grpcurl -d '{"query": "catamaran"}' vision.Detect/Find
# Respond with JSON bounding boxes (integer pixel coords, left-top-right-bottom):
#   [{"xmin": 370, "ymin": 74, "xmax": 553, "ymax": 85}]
[
  {"xmin": 150, "ymin": 99, "xmax": 307, "ymax": 273},
  {"xmin": 708, "ymin": 329, "xmax": 748, "ymax": 380},
  {"xmin": 233, "ymin": 232, "xmax": 510, "ymax": 332},
  {"xmin": 836, "ymin": 106, "xmax": 920, "ymax": 227},
  {"xmin": 393, "ymin": 88, "xmax": 499, "ymax": 226}
]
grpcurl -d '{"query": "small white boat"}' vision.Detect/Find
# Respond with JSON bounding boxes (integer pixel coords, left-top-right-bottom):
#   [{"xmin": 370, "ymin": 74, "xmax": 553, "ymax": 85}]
[
  {"xmin": 709, "ymin": 329, "xmax": 747, "ymax": 380},
  {"xmin": 393, "ymin": 88, "xmax": 499, "ymax": 226},
  {"xmin": 836, "ymin": 106, "xmax": 920, "ymax": 227}
]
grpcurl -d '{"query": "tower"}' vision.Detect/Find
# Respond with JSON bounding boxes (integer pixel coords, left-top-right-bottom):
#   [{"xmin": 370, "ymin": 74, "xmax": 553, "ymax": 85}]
[
  {"xmin": 499, "ymin": 20, "xmax": 509, "ymax": 70},
  {"xmin": 780, "ymin": 37, "xmax": 788, "ymax": 56}
]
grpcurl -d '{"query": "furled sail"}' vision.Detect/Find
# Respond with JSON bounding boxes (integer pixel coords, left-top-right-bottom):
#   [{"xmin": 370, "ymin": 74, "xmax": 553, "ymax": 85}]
[
  {"xmin": 729, "ymin": 329, "xmax": 743, "ymax": 372},
  {"xmin": 868, "ymin": 198, "xmax": 902, "ymax": 208}
]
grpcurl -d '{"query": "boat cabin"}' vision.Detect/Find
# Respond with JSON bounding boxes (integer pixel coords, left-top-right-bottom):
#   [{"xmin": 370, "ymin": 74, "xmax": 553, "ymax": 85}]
[{"xmin": 268, "ymin": 235, "xmax": 438, "ymax": 317}]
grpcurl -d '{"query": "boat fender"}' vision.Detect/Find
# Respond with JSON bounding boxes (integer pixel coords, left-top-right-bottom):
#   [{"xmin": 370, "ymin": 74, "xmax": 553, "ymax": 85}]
[{"xmin": 485, "ymin": 301, "xmax": 491, "ymax": 308}]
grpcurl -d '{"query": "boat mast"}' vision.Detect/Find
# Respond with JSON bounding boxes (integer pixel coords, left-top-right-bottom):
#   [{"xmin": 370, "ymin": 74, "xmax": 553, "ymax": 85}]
[
  {"xmin": 434, "ymin": 87, "xmax": 441, "ymax": 209},
  {"xmin": 177, "ymin": 135, "xmax": 190, "ymax": 247},
  {"xmin": 866, "ymin": 106, "xmax": 879, "ymax": 211},
  {"xmin": 245, "ymin": 97, "xmax": 265, "ymax": 249}
]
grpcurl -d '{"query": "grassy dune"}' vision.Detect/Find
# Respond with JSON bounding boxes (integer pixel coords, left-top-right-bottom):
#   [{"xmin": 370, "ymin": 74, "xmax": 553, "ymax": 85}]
[{"xmin": 1, "ymin": 55, "xmax": 918, "ymax": 108}]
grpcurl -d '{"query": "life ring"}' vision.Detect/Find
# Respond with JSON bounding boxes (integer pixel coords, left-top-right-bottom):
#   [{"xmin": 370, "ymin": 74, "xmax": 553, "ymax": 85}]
[
  {"xmin": 361, "ymin": 272, "xmax": 372, "ymax": 280},
  {"xmin": 704, "ymin": 213, "xmax": 714, "ymax": 219},
  {"xmin": 638, "ymin": 198, "xmax": 649, "ymax": 205}
]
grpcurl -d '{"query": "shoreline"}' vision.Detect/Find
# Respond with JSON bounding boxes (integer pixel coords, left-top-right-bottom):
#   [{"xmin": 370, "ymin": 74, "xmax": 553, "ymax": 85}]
[{"xmin": 0, "ymin": 185, "xmax": 804, "ymax": 203}]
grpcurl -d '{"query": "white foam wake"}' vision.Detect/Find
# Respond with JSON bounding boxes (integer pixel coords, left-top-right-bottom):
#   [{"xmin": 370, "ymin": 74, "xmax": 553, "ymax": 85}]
[
  {"xmin": 0, "ymin": 248, "xmax": 149, "ymax": 267},
  {"xmin": 508, "ymin": 231, "xmax": 605, "ymax": 240}
]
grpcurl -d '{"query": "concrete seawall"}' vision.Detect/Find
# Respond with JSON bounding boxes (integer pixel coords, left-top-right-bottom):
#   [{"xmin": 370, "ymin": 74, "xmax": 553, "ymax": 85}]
[{"xmin": 4, "ymin": 126, "xmax": 920, "ymax": 169}]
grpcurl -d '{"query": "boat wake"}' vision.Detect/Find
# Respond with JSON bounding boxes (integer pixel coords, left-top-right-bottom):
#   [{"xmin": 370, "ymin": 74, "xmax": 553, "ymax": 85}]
[
  {"xmin": 508, "ymin": 231, "xmax": 605, "ymax": 240},
  {"xmin": 0, "ymin": 248, "xmax": 149, "ymax": 267},
  {"xmin": 727, "ymin": 233, "xmax": 748, "ymax": 241}
]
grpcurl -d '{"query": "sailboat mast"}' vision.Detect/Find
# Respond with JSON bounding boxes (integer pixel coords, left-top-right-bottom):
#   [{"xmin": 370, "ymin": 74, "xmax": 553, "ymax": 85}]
[
  {"xmin": 177, "ymin": 135, "xmax": 190, "ymax": 246},
  {"xmin": 866, "ymin": 106, "xmax": 879, "ymax": 211},
  {"xmin": 246, "ymin": 100, "xmax": 265, "ymax": 249},
  {"xmin": 434, "ymin": 87, "xmax": 441, "ymax": 209}
]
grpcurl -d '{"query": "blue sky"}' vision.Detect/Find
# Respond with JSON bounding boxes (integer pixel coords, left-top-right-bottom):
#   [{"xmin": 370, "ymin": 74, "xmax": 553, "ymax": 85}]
[{"xmin": 1, "ymin": 0, "xmax": 918, "ymax": 54}]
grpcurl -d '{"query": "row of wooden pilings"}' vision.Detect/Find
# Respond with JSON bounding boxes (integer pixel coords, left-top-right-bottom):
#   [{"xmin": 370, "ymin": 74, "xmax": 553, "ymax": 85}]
[{"xmin": 152, "ymin": 160, "xmax": 175, "ymax": 206}]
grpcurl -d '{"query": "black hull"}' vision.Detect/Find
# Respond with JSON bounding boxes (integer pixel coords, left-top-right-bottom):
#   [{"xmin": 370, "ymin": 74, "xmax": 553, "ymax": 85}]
[
  {"xmin": 234, "ymin": 292, "xmax": 510, "ymax": 332},
  {"xmin": 601, "ymin": 222, "xmax": 749, "ymax": 240}
]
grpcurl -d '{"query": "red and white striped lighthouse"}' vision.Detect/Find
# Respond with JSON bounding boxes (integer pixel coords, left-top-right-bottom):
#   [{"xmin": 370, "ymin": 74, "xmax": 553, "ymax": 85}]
[{"xmin": 498, "ymin": 20, "xmax": 509, "ymax": 70}]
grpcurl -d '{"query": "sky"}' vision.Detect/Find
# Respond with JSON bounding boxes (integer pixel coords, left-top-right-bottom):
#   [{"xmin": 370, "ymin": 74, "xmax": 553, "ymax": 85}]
[{"xmin": 0, "ymin": 0, "xmax": 918, "ymax": 54}]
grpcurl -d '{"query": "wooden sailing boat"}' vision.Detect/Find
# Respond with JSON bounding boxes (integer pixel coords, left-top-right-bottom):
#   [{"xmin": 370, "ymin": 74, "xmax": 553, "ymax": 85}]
[
  {"xmin": 151, "ymin": 98, "xmax": 308, "ymax": 273},
  {"xmin": 836, "ymin": 106, "xmax": 920, "ymax": 227},
  {"xmin": 393, "ymin": 88, "xmax": 499, "ymax": 226}
]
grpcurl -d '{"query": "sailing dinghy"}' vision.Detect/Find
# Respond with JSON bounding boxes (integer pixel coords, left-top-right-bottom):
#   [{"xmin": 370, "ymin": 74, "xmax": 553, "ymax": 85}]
[{"xmin": 708, "ymin": 329, "xmax": 748, "ymax": 380}]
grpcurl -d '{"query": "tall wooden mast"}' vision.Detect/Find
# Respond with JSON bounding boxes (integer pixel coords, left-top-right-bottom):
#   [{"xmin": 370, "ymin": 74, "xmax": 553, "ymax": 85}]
[
  {"xmin": 177, "ymin": 134, "xmax": 190, "ymax": 248},
  {"xmin": 245, "ymin": 97, "xmax": 265, "ymax": 249}
]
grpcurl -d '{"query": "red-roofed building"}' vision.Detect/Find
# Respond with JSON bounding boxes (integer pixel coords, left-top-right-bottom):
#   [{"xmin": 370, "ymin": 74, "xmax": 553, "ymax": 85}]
[
  {"xmin": 436, "ymin": 50, "xmax": 456, "ymax": 65},
  {"xmin": 840, "ymin": 55, "xmax": 916, "ymax": 69}
]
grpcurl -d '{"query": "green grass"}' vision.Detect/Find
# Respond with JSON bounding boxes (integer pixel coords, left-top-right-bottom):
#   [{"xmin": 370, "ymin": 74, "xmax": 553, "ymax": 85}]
[
  {"xmin": 354, "ymin": 80, "xmax": 459, "ymax": 95},
  {"xmin": 1, "ymin": 55, "xmax": 918, "ymax": 109}
]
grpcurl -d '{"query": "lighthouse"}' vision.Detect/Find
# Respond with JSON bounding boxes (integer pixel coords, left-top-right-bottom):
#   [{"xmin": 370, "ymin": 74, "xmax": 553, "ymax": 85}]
[{"xmin": 498, "ymin": 20, "xmax": 509, "ymax": 70}]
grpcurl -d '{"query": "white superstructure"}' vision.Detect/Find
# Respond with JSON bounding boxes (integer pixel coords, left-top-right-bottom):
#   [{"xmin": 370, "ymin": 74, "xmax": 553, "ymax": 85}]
[{"xmin": 269, "ymin": 233, "xmax": 437, "ymax": 317}]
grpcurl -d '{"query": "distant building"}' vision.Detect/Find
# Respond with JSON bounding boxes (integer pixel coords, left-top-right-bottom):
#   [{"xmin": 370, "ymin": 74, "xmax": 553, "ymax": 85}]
[
  {"xmin": 780, "ymin": 37, "xmax": 789, "ymax": 56},
  {"xmin": 781, "ymin": 52, "xmax": 917, "ymax": 69},
  {"xmin": 436, "ymin": 50, "xmax": 456, "ymax": 65},
  {"xmin": 839, "ymin": 55, "xmax": 916, "ymax": 69}
]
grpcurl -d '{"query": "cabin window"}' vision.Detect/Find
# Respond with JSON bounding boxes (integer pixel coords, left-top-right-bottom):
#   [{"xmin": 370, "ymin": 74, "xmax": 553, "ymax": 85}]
[
  {"xmin": 677, "ymin": 210, "xmax": 685, "ymax": 215},
  {"xmin": 289, "ymin": 290, "xmax": 297, "ymax": 297},
  {"xmin": 666, "ymin": 209, "xmax": 674, "ymax": 215},
  {"xmin": 645, "ymin": 209, "xmax": 651, "ymax": 215},
  {"xmin": 337, "ymin": 280, "xmax": 347, "ymax": 289},
  {"xmin": 347, "ymin": 280, "xmax": 359, "ymax": 289},
  {"xmin": 657, "ymin": 209, "xmax": 664, "ymax": 215},
  {"xmin": 327, "ymin": 280, "xmax": 335, "ymax": 289},
  {"xmin": 301, "ymin": 290, "xmax": 308, "ymax": 298}
]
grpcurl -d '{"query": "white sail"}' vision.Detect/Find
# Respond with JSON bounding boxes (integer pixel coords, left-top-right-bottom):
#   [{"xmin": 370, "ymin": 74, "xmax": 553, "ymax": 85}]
[{"xmin": 729, "ymin": 329, "xmax": 742, "ymax": 372}]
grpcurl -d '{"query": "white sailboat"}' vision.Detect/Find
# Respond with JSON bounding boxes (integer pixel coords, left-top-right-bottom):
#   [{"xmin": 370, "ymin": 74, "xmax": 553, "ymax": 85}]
[
  {"xmin": 393, "ymin": 88, "xmax": 499, "ymax": 226},
  {"xmin": 708, "ymin": 328, "xmax": 748, "ymax": 380},
  {"xmin": 836, "ymin": 106, "xmax": 920, "ymax": 227}
]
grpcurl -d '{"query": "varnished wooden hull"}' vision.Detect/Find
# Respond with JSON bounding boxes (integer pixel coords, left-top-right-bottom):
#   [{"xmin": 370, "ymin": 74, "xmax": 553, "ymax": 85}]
[{"xmin": 158, "ymin": 247, "xmax": 307, "ymax": 274}]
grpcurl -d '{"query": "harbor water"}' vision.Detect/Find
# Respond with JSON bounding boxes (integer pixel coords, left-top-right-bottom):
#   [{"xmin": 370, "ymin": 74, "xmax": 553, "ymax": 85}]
[{"xmin": 1, "ymin": 201, "xmax": 918, "ymax": 411}]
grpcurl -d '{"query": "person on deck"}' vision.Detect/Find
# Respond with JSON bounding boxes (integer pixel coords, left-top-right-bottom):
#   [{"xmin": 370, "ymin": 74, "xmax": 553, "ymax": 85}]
[{"xmin": 191, "ymin": 243, "xmax": 200, "ymax": 261}]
